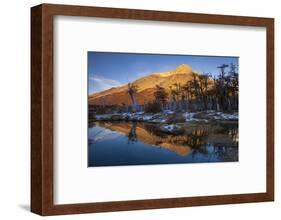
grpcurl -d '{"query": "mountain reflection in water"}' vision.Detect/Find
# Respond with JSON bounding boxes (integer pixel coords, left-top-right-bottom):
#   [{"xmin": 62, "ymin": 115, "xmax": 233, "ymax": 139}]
[{"xmin": 88, "ymin": 122, "xmax": 238, "ymax": 167}]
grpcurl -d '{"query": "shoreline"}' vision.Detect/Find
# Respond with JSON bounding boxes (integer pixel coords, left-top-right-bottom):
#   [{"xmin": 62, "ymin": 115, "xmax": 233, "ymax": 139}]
[
  {"xmin": 90, "ymin": 110, "xmax": 238, "ymax": 123},
  {"xmin": 89, "ymin": 111, "xmax": 238, "ymax": 134}
]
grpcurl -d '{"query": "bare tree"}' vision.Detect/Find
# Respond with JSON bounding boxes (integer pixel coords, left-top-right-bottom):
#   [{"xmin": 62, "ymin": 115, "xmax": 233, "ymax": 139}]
[
  {"xmin": 127, "ymin": 83, "xmax": 138, "ymax": 112},
  {"xmin": 154, "ymin": 85, "xmax": 168, "ymax": 109},
  {"xmin": 154, "ymin": 85, "xmax": 168, "ymax": 103},
  {"xmin": 198, "ymin": 73, "xmax": 211, "ymax": 110}
]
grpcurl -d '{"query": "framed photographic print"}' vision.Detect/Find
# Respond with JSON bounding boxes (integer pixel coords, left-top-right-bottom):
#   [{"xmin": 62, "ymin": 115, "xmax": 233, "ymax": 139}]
[{"xmin": 31, "ymin": 4, "xmax": 274, "ymax": 216}]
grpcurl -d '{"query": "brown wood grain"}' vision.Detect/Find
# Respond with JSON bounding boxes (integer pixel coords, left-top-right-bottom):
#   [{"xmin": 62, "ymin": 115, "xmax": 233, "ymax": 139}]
[
  {"xmin": 31, "ymin": 3, "xmax": 274, "ymax": 216},
  {"xmin": 31, "ymin": 5, "xmax": 43, "ymax": 214},
  {"xmin": 266, "ymin": 19, "xmax": 274, "ymax": 201}
]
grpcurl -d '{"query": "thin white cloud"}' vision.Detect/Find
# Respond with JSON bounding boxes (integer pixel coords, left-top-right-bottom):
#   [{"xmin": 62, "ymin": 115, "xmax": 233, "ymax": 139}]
[{"xmin": 89, "ymin": 75, "xmax": 122, "ymax": 93}]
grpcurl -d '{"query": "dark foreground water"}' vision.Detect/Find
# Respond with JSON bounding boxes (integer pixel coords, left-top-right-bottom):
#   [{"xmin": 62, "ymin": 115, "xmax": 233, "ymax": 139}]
[{"xmin": 88, "ymin": 121, "xmax": 238, "ymax": 167}]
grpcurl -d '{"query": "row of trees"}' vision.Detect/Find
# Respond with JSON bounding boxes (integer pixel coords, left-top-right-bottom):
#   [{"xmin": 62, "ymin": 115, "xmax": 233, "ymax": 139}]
[{"xmin": 148, "ymin": 63, "xmax": 238, "ymax": 112}]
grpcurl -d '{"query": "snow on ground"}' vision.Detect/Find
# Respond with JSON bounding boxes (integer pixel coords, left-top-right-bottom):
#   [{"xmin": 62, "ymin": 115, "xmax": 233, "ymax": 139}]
[
  {"xmin": 163, "ymin": 110, "xmax": 174, "ymax": 115},
  {"xmin": 184, "ymin": 112, "xmax": 196, "ymax": 121},
  {"xmin": 95, "ymin": 114, "xmax": 112, "ymax": 120},
  {"xmin": 215, "ymin": 112, "xmax": 239, "ymax": 120},
  {"xmin": 184, "ymin": 111, "xmax": 238, "ymax": 121},
  {"xmin": 203, "ymin": 111, "xmax": 239, "ymax": 120},
  {"xmin": 160, "ymin": 124, "xmax": 184, "ymax": 134},
  {"xmin": 163, "ymin": 124, "xmax": 178, "ymax": 131},
  {"xmin": 94, "ymin": 110, "xmax": 238, "ymax": 123}
]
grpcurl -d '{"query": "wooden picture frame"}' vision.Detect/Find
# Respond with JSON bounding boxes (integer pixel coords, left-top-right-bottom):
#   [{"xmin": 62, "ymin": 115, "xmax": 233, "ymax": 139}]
[{"xmin": 31, "ymin": 3, "xmax": 274, "ymax": 216}]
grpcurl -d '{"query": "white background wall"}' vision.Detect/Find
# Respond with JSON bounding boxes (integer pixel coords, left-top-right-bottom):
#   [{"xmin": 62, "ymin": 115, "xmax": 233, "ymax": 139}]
[{"xmin": 0, "ymin": 0, "xmax": 279, "ymax": 219}]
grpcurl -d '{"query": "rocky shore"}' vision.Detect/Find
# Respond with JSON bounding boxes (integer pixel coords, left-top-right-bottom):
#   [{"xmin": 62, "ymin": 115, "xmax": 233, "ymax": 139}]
[{"xmin": 90, "ymin": 110, "xmax": 238, "ymax": 135}]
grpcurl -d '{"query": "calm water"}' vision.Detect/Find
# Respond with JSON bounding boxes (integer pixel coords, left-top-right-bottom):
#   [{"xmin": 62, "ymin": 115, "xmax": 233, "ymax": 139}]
[{"xmin": 88, "ymin": 121, "xmax": 238, "ymax": 167}]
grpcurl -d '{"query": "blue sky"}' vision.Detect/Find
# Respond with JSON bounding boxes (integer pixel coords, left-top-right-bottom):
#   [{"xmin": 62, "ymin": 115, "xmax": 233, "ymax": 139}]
[{"xmin": 88, "ymin": 52, "xmax": 238, "ymax": 94}]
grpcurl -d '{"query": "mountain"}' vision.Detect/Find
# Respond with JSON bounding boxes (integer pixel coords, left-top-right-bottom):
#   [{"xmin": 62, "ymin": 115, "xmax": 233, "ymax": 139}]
[{"xmin": 89, "ymin": 64, "xmax": 195, "ymax": 106}]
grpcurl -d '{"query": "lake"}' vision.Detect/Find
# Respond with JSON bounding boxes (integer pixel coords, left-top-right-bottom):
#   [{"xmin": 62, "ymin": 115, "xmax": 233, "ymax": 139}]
[{"xmin": 88, "ymin": 121, "xmax": 238, "ymax": 167}]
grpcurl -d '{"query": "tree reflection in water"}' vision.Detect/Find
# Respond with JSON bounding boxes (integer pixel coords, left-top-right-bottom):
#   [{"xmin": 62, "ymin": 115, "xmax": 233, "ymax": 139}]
[
  {"xmin": 127, "ymin": 122, "xmax": 138, "ymax": 144},
  {"xmin": 122, "ymin": 122, "xmax": 238, "ymax": 161},
  {"xmin": 94, "ymin": 121, "xmax": 238, "ymax": 161}
]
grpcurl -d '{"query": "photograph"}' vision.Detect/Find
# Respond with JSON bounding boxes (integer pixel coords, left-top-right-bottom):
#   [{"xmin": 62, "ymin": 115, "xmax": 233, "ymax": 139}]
[{"xmin": 88, "ymin": 52, "xmax": 239, "ymax": 167}]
